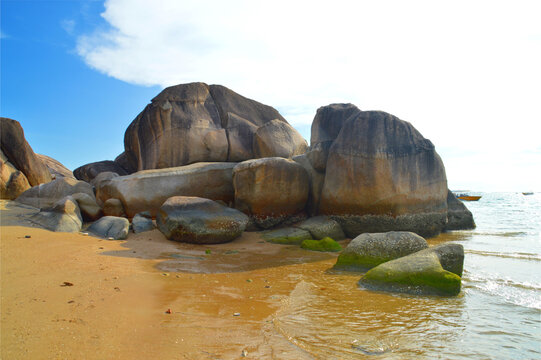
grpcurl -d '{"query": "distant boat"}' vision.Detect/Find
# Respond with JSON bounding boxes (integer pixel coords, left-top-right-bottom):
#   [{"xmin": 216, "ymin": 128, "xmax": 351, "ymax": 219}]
[
  {"xmin": 457, "ymin": 195, "xmax": 482, "ymax": 201},
  {"xmin": 522, "ymin": 192, "xmax": 534, "ymax": 196}
]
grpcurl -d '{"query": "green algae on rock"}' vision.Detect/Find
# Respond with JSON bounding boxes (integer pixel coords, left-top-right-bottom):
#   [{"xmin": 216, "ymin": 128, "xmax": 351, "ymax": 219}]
[
  {"xmin": 333, "ymin": 231, "xmax": 428, "ymax": 272},
  {"xmin": 359, "ymin": 251, "xmax": 461, "ymax": 296},
  {"xmin": 300, "ymin": 237, "xmax": 342, "ymax": 252},
  {"xmin": 262, "ymin": 227, "xmax": 312, "ymax": 245}
]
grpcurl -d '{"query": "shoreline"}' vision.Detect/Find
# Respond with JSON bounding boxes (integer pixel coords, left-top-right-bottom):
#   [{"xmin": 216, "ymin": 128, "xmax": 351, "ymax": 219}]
[{"xmin": 1, "ymin": 200, "xmax": 344, "ymax": 359}]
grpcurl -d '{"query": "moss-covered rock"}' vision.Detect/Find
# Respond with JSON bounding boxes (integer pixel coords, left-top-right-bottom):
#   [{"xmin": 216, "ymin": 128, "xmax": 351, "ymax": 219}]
[
  {"xmin": 359, "ymin": 251, "xmax": 461, "ymax": 296},
  {"xmin": 262, "ymin": 227, "xmax": 312, "ymax": 245},
  {"xmin": 334, "ymin": 231, "xmax": 428, "ymax": 271},
  {"xmin": 301, "ymin": 237, "xmax": 342, "ymax": 252}
]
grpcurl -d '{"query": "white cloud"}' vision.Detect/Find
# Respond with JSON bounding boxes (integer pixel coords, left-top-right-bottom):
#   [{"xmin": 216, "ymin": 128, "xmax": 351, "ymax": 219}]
[{"xmin": 77, "ymin": 0, "xmax": 541, "ymax": 191}]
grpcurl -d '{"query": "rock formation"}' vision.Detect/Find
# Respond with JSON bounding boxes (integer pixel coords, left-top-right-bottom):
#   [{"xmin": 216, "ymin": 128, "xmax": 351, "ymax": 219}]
[
  {"xmin": 96, "ymin": 162, "xmax": 237, "ymax": 218},
  {"xmin": 156, "ymin": 196, "xmax": 248, "ymax": 244},
  {"xmin": 87, "ymin": 216, "xmax": 130, "ymax": 240},
  {"xmin": 334, "ymin": 231, "xmax": 429, "ymax": 271},
  {"xmin": 73, "ymin": 160, "xmax": 129, "ymax": 183},
  {"xmin": 0, "ymin": 118, "xmax": 51, "ymax": 195},
  {"xmin": 37, "ymin": 154, "xmax": 75, "ymax": 180},
  {"xmin": 444, "ymin": 190, "xmax": 476, "ymax": 231},
  {"xmin": 28, "ymin": 196, "xmax": 83, "ymax": 233},
  {"xmin": 122, "ymin": 82, "xmax": 307, "ymax": 171},
  {"xmin": 16, "ymin": 177, "xmax": 95, "ymax": 209},
  {"xmin": 305, "ymin": 105, "xmax": 448, "ymax": 238}
]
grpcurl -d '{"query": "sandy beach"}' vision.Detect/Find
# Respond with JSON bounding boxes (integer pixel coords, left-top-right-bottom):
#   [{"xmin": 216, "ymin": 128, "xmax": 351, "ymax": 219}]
[{"xmin": 0, "ymin": 200, "xmax": 343, "ymax": 359}]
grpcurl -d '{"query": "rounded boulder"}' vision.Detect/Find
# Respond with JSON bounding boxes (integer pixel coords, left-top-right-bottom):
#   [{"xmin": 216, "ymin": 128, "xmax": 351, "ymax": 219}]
[{"xmin": 156, "ymin": 196, "xmax": 249, "ymax": 244}]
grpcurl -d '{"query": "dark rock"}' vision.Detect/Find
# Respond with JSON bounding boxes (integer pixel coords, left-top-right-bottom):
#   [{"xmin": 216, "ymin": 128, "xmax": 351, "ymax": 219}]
[
  {"xmin": 424, "ymin": 243, "xmax": 464, "ymax": 277},
  {"xmin": 334, "ymin": 231, "xmax": 428, "ymax": 271},
  {"xmin": 73, "ymin": 160, "xmax": 129, "ymax": 183},
  {"xmin": 359, "ymin": 249, "xmax": 461, "ymax": 296},
  {"xmin": 294, "ymin": 216, "xmax": 345, "ymax": 240},
  {"xmin": 233, "ymin": 157, "xmax": 309, "ymax": 228},
  {"xmin": 87, "ymin": 216, "xmax": 130, "ymax": 240},
  {"xmin": 96, "ymin": 162, "xmax": 236, "ymax": 218},
  {"xmin": 123, "ymin": 82, "xmax": 306, "ymax": 171},
  {"xmin": 16, "ymin": 177, "xmax": 95, "ymax": 209},
  {"xmin": 114, "ymin": 152, "xmax": 136, "ymax": 174},
  {"xmin": 444, "ymin": 190, "xmax": 476, "ymax": 231},
  {"xmin": 262, "ymin": 227, "xmax": 312, "ymax": 245},
  {"xmin": 156, "ymin": 196, "xmax": 249, "ymax": 244},
  {"xmin": 37, "ymin": 154, "xmax": 75, "ymax": 180},
  {"xmin": 0, "ymin": 117, "xmax": 52, "ymax": 186},
  {"xmin": 132, "ymin": 212, "xmax": 155, "ymax": 233},
  {"xmin": 28, "ymin": 196, "xmax": 82, "ymax": 233},
  {"xmin": 318, "ymin": 110, "xmax": 448, "ymax": 238},
  {"xmin": 90, "ymin": 171, "xmax": 120, "ymax": 190}
]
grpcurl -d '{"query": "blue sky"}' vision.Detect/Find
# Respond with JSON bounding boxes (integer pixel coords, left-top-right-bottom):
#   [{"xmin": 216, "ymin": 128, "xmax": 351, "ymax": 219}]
[{"xmin": 2, "ymin": 0, "xmax": 540, "ymax": 191}]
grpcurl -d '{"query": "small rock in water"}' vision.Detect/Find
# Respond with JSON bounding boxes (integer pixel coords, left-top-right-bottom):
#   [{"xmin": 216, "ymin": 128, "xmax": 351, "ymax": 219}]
[
  {"xmin": 246, "ymin": 279, "xmax": 253, "ymax": 283},
  {"xmin": 162, "ymin": 273, "xmax": 169, "ymax": 277}
]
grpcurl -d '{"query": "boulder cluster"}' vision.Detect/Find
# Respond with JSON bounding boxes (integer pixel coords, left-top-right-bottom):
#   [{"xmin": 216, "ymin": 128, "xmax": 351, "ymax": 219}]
[{"xmin": 1, "ymin": 82, "xmax": 476, "ymax": 296}]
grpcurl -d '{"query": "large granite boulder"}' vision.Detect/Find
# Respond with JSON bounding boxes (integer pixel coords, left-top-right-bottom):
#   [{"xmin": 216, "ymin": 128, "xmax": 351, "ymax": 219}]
[
  {"xmin": 358, "ymin": 246, "xmax": 462, "ymax": 296},
  {"xmin": 73, "ymin": 160, "xmax": 129, "ymax": 183},
  {"xmin": 16, "ymin": 177, "xmax": 95, "ymax": 209},
  {"xmin": 233, "ymin": 157, "xmax": 309, "ymax": 228},
  {"xmin": 37, "ymin": 154, "xmax": 75, "ymax": 180},
  {"xmin": 96, "ymin": 162, "xmax": 236, "ymax": 218},
  {"xmin": 252, "ymin": 119, "xmax": 308, "ymax": 158},
  {"xmin": 294, "ymin": 216, "xmax": 345, "ymax": 240},
  {"xmin": 123, "ymin": 82, "xmax": 307, "ymax": 171},
  {"xmin": 103, "ymin": 198, "xmax": 126, "ymax": 217},
  {"xmin": 262, "ymin": 227, "xmax": 313, "ymax": 245},
  {"xmin": 317, "ymin": 110, "xmax": 448, "ymax": 238},
  {"xmin": 424, "ymin": 242, "xmax": 464, "ymax": 277},
  {"xmin": 1, "ymin": 153, "xmax": 31, "ymax": 199},
  {"xmin": 334, "ymin": 231, "xmax": 428, "ymax": 271},
  {"xmin": 28, "ymin": 196, "xmax": 83, "ymax": 233},
  {"xmin": 156, "ymin": 196, "xmax": 249, "ymax": 244},
  {"xmin": 87, "ymin": 216, "xmax": 130, "ymax": 240},
  {"xmin": 444, "ymin": 190, "xmax": 476, "ymax": 231},
  {"xmin": 307, "ymin": 103, "xmax": 362, "ymax": 172},
  {"xmin": 0, "ymin": 117, "xmax": 52, "ymax": 186}
]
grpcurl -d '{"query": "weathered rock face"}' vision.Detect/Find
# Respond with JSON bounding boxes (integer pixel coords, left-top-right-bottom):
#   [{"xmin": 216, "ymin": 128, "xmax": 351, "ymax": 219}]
[
  {"xmin": 96, "ymin": 162, "xmax": 237, "ymax": 218},
  {"xmin": 37, "ymin": 154, "xmax": 75, "ymax": 180},
  {"xmin": 315, "ymin": 109, "xmax": 448, "ymax": 238},
  {"xmin": 444, "ymin": 190, "xmax": 476, "ymax": 231},
  {"xmin": 16, "ymin": 177, "xmax": 95, "ymax": 209},
  {"xmin": 28, "ymin": 196, "xmax": 83, "ymax": 233},
  {"xmin": 103, "ymin": 198, "xmax": 126, "ymax": 217},
  {"xmin": 0, "ymin": 117, "xmax": 52, "ymax": 186},
  {"xmin": 292, "ymin": 154, "xmax": 325, "ymax": 216},
  {"xmin": 73, "ymin": 160, "xmax": 129, "ymax": 183},
  {"xmin": 156, "ymin": 196, "xmax": 249, "ymax": 244},
  {"xmin": 262, "ymin": 227, "xmax": 313, "ymax": 245},
  {"xmin": 1, "ymin": 153, "xmax": 31, "ymax": 199},
  {"xmin": 334, "ymin": 231, "xmax": 429, "ymax": 271},
  {"xmin": 253, "ymin": 119, "xmax": 308, "ymax": 159},
  {"xmin": 233, "ymin": 157, "xmax": 309, "ymax": 228},
  {"xmin": 359, "ymin": 247, "xmax": 462, "ymax": 296},
  {"xmin": 87, "ymin": 216, "xmax": 130, "ymax": 240},
  {"xmin": 123, "ymin": 82, "xmax": 307, "ymax": 171},
  {"xmin": 307, "ymin": 103, "xmax": 362, "ymax": 172}
]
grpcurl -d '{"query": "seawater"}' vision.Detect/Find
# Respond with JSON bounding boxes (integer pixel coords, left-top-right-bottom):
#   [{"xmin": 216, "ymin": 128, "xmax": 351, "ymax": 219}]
[{"xmin": 269, "ymin": 192, "xmax": 541, "ymax": 359}]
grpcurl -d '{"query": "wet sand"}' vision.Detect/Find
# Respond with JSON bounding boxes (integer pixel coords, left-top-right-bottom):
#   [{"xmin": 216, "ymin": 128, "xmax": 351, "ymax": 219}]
[{"xmin": 0, "ymin": 200, "xmax": 344, "ymax": 359}]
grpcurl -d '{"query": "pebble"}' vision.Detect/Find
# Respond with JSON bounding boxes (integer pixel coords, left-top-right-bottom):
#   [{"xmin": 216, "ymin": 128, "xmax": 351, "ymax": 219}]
[
  {"xmin": 233, "ymin": 312, "xmax": 241, "ymax": 316},
  {"xmin": 241, "ymin": 349, "xmax": 248, "ymax": 357},
  {"xmin": 24, "ymin": 235, "xmax": 31, "ymax": 238}
]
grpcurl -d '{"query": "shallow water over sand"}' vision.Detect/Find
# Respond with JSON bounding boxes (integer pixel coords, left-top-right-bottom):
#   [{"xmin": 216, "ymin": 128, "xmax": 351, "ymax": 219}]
[{"xmin": 158, "ymin": 192, "xmax": 541, "ymax": 359}]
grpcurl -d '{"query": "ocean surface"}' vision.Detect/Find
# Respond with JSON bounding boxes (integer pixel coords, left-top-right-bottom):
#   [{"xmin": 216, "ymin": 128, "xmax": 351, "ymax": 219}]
[{"xmin": 270, "ymin": 192, "xmax": 541, "ymax": 359}]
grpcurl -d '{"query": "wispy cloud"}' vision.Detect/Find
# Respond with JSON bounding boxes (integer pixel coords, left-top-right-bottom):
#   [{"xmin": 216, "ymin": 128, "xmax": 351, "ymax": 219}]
[
  {"xmin": 61, "ymin": 19, "xmax": 76, "ymax": 35},
  {"xmin": 75, "ymin": 0, "xmax": 541, "ymax": 190}
]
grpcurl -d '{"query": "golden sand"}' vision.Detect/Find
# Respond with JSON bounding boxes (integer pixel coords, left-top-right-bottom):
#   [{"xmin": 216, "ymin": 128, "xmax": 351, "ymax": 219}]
[{"xmin": 0, "ymin": 200, "xmax": 342, "ymax": 359}]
